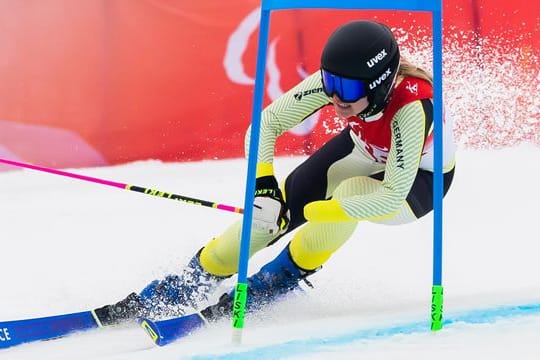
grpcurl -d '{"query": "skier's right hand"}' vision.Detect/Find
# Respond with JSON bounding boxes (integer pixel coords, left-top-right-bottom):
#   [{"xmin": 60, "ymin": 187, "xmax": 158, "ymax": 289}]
[{"xmin": 251, "ymin": 164, "xmax": 289, "ymax": 235}]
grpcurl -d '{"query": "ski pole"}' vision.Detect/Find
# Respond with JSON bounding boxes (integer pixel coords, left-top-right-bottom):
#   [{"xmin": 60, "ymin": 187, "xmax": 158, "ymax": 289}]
[{"xmin": 0, "ymin": 158, "xmax": 243, "ymax": 214}]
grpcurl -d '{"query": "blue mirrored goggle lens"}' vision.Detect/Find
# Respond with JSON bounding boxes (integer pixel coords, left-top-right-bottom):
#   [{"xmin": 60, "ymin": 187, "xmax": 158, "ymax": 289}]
[{"xmin": 321, "ymin": 69, "xmax": 366, "ymax": 103}]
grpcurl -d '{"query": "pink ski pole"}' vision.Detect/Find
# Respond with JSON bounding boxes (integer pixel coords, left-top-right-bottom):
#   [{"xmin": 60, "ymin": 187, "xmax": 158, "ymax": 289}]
[{"xmin": 0, "ymin": 158, "xmax": 243, "ymax": 214}]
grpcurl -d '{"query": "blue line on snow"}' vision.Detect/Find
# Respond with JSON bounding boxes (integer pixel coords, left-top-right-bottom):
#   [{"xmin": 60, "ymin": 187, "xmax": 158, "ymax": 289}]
[{"xmin": 189, "ymin": 303, "xmax": 540, "ymax": 360}]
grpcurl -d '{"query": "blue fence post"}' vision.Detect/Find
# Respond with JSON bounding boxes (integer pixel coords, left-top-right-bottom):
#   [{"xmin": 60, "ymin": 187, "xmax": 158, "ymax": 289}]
[{"xmin": 234, "ymin": 0, "xmax": 444, "ymax": 343}]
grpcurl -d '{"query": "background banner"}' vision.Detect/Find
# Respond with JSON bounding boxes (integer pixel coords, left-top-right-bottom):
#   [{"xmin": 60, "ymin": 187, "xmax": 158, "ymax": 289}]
[{"xmin": 0, "ymin": 0, "xmax": 538, "ymax": 169}]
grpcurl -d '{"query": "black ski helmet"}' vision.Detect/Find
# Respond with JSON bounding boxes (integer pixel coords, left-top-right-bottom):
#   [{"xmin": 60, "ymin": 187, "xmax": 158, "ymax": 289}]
[{"xmin": 321, "ymin": 20, "xmax": 400, "ymax": 117}]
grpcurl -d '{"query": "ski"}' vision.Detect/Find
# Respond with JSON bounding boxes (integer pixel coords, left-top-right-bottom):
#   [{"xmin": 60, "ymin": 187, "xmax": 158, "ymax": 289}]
[
  {"xmin": 140, "ymin": 293, "xmax": 233, "ymax": 346},
  {"xmin": 0, "ymin": 311, "xmax": 100, "ymax": 349},
  {"xmin": 140, "ymin": 312, "xmax": 207, "ymax": 346}
]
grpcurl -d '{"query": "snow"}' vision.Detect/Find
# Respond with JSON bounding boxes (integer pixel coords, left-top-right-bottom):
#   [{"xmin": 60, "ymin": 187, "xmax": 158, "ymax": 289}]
[{"xmin": 1, "ymin": 144, "xmax": 540, "ymax": 359}]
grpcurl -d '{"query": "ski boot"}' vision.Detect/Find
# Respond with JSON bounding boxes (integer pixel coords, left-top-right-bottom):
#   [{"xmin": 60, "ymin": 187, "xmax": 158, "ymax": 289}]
[
  {"xmin": 201, "ymin": 244, "xmax": 318, "ymax": 321},
  {"xmin": 92, "ymin": 292, "xmax": 145, "ymax": 327},
  {"xmin": 93, "ymin": 249, "xmax": 225, "ymax": 326}
]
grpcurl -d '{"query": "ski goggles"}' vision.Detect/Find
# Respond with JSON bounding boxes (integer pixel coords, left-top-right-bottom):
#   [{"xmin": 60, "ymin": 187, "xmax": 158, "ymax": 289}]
[{"xmin": 321, "ymin": 69, "xmax": 367, "ymax": 103}]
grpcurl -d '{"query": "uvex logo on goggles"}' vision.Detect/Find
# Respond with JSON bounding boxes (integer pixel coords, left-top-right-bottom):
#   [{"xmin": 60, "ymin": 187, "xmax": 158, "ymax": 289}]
[{"xmin": 320, "ymin": 69, "xmax": 367, "ymax": 103}]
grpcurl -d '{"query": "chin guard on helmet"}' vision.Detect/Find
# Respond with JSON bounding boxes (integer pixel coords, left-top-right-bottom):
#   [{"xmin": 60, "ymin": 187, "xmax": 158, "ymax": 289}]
[{"xmin": 359, "ymin": 57, "xmax": 400, "ymax": 118}]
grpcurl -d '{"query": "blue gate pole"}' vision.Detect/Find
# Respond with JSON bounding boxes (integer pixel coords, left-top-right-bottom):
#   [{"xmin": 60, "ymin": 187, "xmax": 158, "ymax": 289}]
[
  {"xmin": 233, "ymin": 0, "xmax": 445, "ymax": 344},
  {"xmin": 230, "ymin": 6, "xmax": 271, "ymax": 345},
  {"xmin": 430, "ymin": 3, "xmax": 445, "ymax": 331}
]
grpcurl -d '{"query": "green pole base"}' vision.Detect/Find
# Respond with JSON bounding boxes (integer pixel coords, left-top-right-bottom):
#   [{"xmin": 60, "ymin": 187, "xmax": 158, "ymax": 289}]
[
  {"xmin": 431, "ymin": 285, "xmax": 444, "ymax": 331},
  {"xmin": 232, "ymin": 282, "xmax": 248, "ymax": 329}
]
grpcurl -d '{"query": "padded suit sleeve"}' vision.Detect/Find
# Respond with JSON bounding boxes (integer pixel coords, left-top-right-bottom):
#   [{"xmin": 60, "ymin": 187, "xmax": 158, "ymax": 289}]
[{"xmin": 244, "ymin": 72, "xmax": 331, "ymax": 163}]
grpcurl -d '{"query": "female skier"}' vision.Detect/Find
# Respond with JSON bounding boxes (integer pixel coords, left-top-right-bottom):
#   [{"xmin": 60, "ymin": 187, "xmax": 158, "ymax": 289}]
[{"xmin": 94, "ymin": 20, "xmax": 455, "ymax": 325}]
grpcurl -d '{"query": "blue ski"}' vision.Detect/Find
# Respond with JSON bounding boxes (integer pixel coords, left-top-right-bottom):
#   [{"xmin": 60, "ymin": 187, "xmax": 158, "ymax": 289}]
[
  {"xmin": 0, "ymin": 311, "xmax": 100, "ymax": 349},
  {"xmin": 139, "ymin": 292, "xmax": 235, "ymax": 346},
  {"xmin": 140, "ymin": 312, "xmax": 207, "ymax": 346}
]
